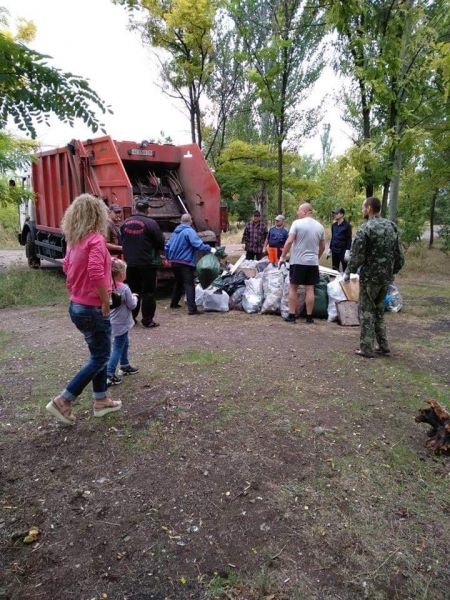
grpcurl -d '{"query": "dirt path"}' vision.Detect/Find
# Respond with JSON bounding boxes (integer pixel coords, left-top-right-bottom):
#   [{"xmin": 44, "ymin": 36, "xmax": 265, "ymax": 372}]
[{"xmin": 0, "ymin": 292, "xmax": 449, "ymax": 599}]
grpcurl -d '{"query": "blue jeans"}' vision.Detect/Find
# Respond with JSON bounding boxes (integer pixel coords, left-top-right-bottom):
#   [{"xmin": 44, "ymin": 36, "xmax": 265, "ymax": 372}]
[
  {"xmin": 107, "ymin": 332, "xmax": 130, "ymax": 376},
  {"xmin": 62, "ymin": 302, "xmax": 111, "ymax": 402}
]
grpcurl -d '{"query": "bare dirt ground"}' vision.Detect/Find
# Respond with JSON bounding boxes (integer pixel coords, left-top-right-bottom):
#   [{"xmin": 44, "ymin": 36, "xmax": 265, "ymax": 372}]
[{"xmin": 0, "ymin": 270, "xmax": 449, "ymax": 600}]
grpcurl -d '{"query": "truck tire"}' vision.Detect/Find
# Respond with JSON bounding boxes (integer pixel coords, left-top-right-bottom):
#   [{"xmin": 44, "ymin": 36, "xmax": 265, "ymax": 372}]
[{"xmin": 25, "ymin": 232, "xmax": 40, "ymax": 269}]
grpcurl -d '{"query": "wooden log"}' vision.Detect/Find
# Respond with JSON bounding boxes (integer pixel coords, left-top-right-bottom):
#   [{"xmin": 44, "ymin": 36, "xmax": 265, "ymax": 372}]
[{"xmin": 415, "ymin": 399, "xmax": 450, "ymax": 453}]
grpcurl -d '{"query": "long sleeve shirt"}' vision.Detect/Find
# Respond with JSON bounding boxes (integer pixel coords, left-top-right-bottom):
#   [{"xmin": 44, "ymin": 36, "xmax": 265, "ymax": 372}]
[
  {"xmin": 330, "ymin": 219, "xmax": 352, "ymax": 252},
  {"xmin": 241, "ymin": 221, "xmax": 268, "ymax": 253},
  {"xmin": 121, "ymin": 214, "xmax": 165, "ymax": 267},
  {"xmin": 63, "ymin": 232, "xmax": 112, "ymax": 306},
  {"xmin": 346, "ymin": 216, "xmax": 405, "ymax": 285},
  {"xmin": 110, "ymin": 282, "xmax": 138, "ymax": 337}
]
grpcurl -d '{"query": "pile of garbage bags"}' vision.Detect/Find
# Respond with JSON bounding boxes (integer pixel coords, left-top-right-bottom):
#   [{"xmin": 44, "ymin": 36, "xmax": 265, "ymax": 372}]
[
  {"xmin": 194, "ymin": 256, "xmax": 402, "ymax": 318},
  {"xmin": 195, "ymin": 258, "xmax": 329, "ymax": 319}
]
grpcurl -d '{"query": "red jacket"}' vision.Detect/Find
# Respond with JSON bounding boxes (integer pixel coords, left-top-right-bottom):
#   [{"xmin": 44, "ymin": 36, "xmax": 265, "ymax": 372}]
[{"xmin": 63, "ymin": 232, "xmax": 111, "ymax": 306}]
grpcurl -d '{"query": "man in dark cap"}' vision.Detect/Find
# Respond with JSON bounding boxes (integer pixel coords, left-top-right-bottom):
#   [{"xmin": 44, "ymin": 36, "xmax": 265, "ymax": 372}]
[
  {"xmin": 241, "ymin": 210, "xmax": 268, "ymax": 260},
  {"xmin": 106, "ymin": 204, "xmax": 123, "ymax": 256},
  {"xmin": 328, "ymin": 207, "xmax": 352, "ymax": 272},
  {"xmin": 120, "ymin": 199, "xmax": 165, "ymax": 328}
]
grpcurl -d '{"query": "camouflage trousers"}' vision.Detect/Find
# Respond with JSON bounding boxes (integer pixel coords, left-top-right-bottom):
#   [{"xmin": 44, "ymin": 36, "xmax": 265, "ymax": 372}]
[{"xmin": 359, "ymin": 283, "xmax": 389, "ymax": 354}]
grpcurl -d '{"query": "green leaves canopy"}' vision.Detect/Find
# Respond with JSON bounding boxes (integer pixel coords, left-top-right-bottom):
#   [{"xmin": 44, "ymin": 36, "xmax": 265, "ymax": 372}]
[{"xmin": 0, "ymin": 31, "xmax": 109, "ymax": 138}]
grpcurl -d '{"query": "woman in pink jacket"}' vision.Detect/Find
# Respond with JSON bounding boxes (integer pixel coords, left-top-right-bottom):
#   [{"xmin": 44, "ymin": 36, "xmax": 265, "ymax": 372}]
[{"xmin": 46, "ymin": 194, "xmax": 122, "ymax": 424}]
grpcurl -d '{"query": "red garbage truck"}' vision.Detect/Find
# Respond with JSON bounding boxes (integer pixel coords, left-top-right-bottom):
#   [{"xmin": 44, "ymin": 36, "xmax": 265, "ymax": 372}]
[{"xmin": 18, "ymin": 136, "xmax": 228, "ymax": 268}]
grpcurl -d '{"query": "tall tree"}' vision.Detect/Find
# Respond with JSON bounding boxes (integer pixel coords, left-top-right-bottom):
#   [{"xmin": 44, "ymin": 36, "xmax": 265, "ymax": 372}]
[
  {"xmin": 328, "ymin": 0, "xmax": 448, "ymax": 220},
  {"xmin": 203, "ymin": 17, "xmax": 247, "ymax": 164},
  {"xmin": 229, "ymin": 0, "xmax": 325, "ymax": 213},
  {"xmin": 115, "ymin": 0, "xmax": 216, "ymax": 148}
]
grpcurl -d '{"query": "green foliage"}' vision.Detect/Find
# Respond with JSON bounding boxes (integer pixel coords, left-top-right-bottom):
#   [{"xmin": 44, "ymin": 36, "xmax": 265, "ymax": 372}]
[
  {"xmin": 0, "ymin": 23, "xmax": 109, "ymax": 138},
  {"xmin": 0, "ymin": 130, "xmax": 35, "ymax": 206},
  {"xmin": 0, "ymin": 268, "xmax": 67, "ymax": 308},
  {"xmin": 312, "ymin": 154, "xmax": 366, "ymax": 224},
  {"xmin": 0, "ymin": 202, "xmax": 19, "ymax": 246},
  {"xmin": 216, "ymin": 140, "xmax": 319, "ymax": 220}
]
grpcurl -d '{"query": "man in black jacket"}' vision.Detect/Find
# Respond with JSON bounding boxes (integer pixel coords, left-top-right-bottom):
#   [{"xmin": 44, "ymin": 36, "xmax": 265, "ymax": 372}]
[
  {"xmin": 121, "ymin": 199, "xmax": 165, "ymax": 328},
  {"xmin": 328, "ymin": 207, "xmax": 352, "ymax": 272}
]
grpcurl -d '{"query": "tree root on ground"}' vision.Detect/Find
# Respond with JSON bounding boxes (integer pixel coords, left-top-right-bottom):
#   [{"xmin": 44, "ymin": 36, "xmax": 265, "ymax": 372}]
[{"xmin": 415, "ymin": 399, "xmax": 450, "ymax": 453}]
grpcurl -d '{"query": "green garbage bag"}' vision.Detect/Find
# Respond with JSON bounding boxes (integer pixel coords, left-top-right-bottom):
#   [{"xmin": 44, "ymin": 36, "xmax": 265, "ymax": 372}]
[
  {"xmin": 312, "ymin": 275, "xmax": 329, "ymax": 319},
  {"xmin": 300, "ymin": 275, "xmax": 329, "ymax": 318},
  {"xmin": 196, "ymin": 253, "xmax": 221, "ymax": 289}
]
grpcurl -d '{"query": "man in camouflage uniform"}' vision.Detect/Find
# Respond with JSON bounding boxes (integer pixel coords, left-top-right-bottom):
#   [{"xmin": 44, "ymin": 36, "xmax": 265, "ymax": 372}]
[{"xmin": 344, "ymin": 196, "xmax": 404, "ymax": 358}]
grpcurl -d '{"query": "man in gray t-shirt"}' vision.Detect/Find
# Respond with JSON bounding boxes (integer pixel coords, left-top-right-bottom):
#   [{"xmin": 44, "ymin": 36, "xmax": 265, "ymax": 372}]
[{"xmin": 279, "ymin": 203, "xmax": 325, "ymax": 323}]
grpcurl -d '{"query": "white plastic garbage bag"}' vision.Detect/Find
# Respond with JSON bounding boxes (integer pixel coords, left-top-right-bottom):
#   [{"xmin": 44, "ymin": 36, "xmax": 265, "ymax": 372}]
[
  {"xmin": 385, "ymin": 283, "xmax": 403, "ymax": 312},
  {"xmin": 195, "ymin": 284, "xmax": 205, "ymax": 307},
  {"xmin": 203, "ymin": 288, "xmax": 230, "ymax": 312},
  {"xmin": 261, "ymin": 264, "xmax": 285, "ymax": 314},
  {"xmin": 242, "ymin": 277, "xmax": 264, "ymax": 313},
  {"xmin": 280, "ymin": 268, "xmax": 306, "ymax": 319},
  {"xmin": 327, "ymin": 276, "xmax": 347, "ymax": 322},
  {"xmin": 229, "ymin": 286, "xmax": 245, "ymax": 310}
]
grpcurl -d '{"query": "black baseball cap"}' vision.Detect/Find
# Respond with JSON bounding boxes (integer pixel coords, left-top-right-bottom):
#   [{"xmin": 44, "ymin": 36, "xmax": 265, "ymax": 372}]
[
  {"xmin": 332, "ymin": 207, "xmax": 345, "ymax": 215},
  {"xmin": 109, "ymin": 203, "xmax": 122, "ymax": 213},
  {"xmin": 135, "ymin": 199, "xmax": 150, "ymax": 211}
]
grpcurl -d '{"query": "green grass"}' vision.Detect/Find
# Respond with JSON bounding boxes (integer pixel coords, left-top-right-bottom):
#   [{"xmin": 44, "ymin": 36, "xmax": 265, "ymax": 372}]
[
  {"xmin": 0, "ymin": 204, "xmax": 20, "ymax": 248},
  {"xmin": 0, "ymin": 268, "xmax": 67, "ymax": 308}
]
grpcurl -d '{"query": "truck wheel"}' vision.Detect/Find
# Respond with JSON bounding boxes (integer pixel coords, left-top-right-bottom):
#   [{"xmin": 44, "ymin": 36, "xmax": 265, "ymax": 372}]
[{"xmin": 25, "ymin": 232, "xmax": 40, "ymax": 269}]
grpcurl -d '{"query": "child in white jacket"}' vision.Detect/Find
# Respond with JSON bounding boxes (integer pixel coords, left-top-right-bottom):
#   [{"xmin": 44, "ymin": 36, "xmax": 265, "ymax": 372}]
[{"xmin": 107, "ymin": 259, "xmax": 139, "ymax": 386}]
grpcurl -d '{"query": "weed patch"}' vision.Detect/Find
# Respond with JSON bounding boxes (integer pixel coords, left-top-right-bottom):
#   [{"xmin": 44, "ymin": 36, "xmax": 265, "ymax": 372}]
[{"xmin": 0, "ymin": 268, "xmax": 67, "ymax": 308}]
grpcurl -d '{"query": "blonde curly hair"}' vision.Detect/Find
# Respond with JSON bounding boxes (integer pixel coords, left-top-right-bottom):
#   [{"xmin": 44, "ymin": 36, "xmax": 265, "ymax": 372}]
[{"xmin": 62, "ymin": 194, "xmax": 108, "ymax": 246}]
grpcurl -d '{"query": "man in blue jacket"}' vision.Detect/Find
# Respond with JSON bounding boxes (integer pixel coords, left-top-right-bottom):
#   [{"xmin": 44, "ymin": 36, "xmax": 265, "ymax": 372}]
[{"xmin": 166, "ymin": 213, "xmax": 216, "ymax": 314}]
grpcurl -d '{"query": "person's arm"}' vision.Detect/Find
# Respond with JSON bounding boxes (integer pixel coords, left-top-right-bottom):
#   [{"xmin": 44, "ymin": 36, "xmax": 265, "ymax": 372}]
[
  {"xmin": 319, "ymin": 238, "xmax": 325, "ymax": 259},
  {"xmin": 187, "ymin": 228, "xmax": 212, "ymax": 253},
  {"xmin": 96, "ymin": 285, "xmax": 110, "ymax": 316},
  {"xmin": 123, "ymin": 285, "xmax": 138, "ymax": 310},
  {"xmin": 106, "ymin": 242, "xmax": 122, "ymax": 254},
  {"xmin": 88, "ymin": 237, "xmax": 111, "ymax": 315},
  {"xmin": 279, "ymin": 232, "xmax": 296, "ymax": 261},
  {"xmin": 263, "ymin": 232, "xmax": 270, "ymax": 253},
  {"xmin": 146, "ymin": 219, "xmax": 165, "ymax": 251},
  {"xmin": 241, "ymin": 224, "xmax": 249, "ymax": 245}
]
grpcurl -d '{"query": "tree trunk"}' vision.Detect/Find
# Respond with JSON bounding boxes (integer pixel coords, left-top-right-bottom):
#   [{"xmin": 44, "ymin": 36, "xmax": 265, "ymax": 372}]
[
  {"xmin": 195, "ymin": 101, "xmax": 202, "ymax": 149},
  {"xmin": 381, "ymin": 180, "xmax": 391, "ymax": 217},
  {"xmin": 189, "ymin": 86, "xmax": 196, "ymax": 144},
  {"xmin": 388, "ymin": 148, "xmax": 402, "ymax": 222},
  {"xmin": 277, "ymin": 139, "xmax": 283, "ymax": 214},
  {"xmin": 429, "ymin": 189, "xmax": 438, "ymax": 248}
]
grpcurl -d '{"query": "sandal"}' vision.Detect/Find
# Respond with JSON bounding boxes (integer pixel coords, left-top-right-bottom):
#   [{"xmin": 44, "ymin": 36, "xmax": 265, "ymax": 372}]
[
  {"xmin": 93, "ymin": 399, "xmax": 122, "ymax": 418},
  {"xmin": 46, "ymin": 398, "xmax": 75, "ymax": 425}
]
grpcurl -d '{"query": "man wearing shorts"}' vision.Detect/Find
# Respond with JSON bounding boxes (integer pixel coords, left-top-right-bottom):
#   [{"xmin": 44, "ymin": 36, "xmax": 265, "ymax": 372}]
[{"xmin": 279, "ymin": 203, "xmax": 325, "ymax": 323}]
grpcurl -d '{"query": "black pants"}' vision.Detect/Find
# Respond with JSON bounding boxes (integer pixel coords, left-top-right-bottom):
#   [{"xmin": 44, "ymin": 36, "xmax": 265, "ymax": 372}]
[
  {"xmin": 332, "ymin": 251, "xmax": 348, "ymax": 272},
  {"xmin": 126, "ymin": 266, "xmax": 157, "ymax": 325},
  {"xmin": 246, "ymin": 250, "xmax": 264, "ymax": 260},
  {"xmin": 171, "ymin": 264, "xmax": 196, "ymax": 313}
]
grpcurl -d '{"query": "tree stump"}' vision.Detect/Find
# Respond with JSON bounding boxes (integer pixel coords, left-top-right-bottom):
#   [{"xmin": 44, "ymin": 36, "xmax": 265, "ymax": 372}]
[{"xmin": 415, "ymin": 399, "xmax": 450, "ymax": 453}]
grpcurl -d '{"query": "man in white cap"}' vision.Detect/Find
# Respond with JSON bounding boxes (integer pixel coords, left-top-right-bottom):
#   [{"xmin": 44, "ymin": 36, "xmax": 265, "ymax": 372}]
[{"xmin": 263, "ymin": 214, "xmax": 289, "ymax": 261}]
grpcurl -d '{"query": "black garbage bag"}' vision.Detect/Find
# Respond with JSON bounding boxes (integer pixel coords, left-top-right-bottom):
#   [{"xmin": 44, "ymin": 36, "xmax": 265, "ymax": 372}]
[{"xmin": 215, "ymin": 271, "xmax": 248, "ymax": 295}]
